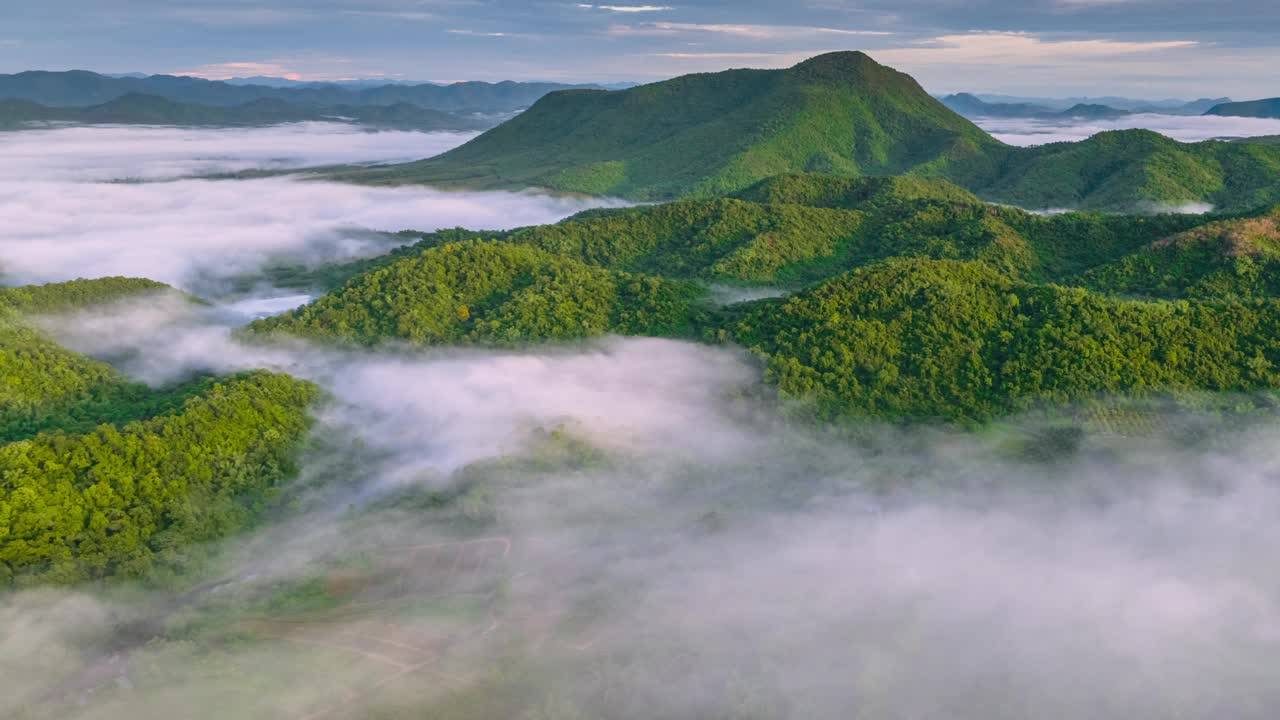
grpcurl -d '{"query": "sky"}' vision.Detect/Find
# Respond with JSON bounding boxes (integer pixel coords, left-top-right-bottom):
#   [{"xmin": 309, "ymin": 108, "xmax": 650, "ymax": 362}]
[{"xmin": 1, "ymin": 1, "xmax": 1278, "ymax": 99}]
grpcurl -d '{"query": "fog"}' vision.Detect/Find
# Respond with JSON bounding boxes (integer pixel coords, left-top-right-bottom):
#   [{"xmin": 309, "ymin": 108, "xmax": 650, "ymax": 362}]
[
  {"xmin": 973, "ymin": 112, "xmax": 1280, "ymax": 146},
  {"xmin": 6, "ymin": 125, "xmax": 1280, "ymax": 720},
  {"xmin": 10, "ymin": 288, "xmax": 1280, "ymax": 719},
  {"xmin": 0, "ymin": 124, "xmax": 625, "ymax": 292}
]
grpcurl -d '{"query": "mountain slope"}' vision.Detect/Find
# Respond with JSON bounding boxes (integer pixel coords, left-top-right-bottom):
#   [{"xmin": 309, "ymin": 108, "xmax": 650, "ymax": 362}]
[
  {"xmin": 331, "ymin": 53, "xmax": 1280, "ymax": 212},
  {"xmin": 728, "ymin": 257, "xmax": 1280, "ymax": 421},
  {"xmin": 946, "ymin": 129, "xmax": 1280, "ymax": 212},
  {"xmin": 1075, "ymin": 207, "xmax": 1280, "ymax": 298},
  {"xmin": 336, "ymin": 52, "xmax": 998, "ymax": 200},
  {"xmin": 249, "ymin": 242, "xmax": 708, "ymax": 345},
  {"xmin": 1206, "ymin": 98, "xmax": 1280, "ymax": 119}
]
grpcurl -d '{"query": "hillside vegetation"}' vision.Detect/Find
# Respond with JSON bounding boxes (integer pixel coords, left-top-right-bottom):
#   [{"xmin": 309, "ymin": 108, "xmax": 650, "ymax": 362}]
[
  {"xmin": 1075, "ymin": 207, "xmax": 1280, "ymax": 299},
  {"xmin": 334, "ymin": 52, "xmax": 998, "ymax": 200},
  {"xmin": 250, "ymin": 241, "xmax": 707, "ymax": 345},
  {"xmin": 728, "ymin": 258, "xmax": 1280, "ymax": 422},
  {"xmin": 330, "ymin": 52, "xmax": 1280, "ymax": 213},
  {"xmin": 255, "ymin": 175, "xmax": 1280, "ymax": 422},
  {"xmin": 0, "ymin": 278, "xmax": 320, "ymax": 586}
]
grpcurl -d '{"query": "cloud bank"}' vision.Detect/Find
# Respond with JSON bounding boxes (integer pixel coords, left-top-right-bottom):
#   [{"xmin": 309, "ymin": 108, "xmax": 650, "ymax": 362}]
[
  {"xmin": 0, "ymin": 125, "xmax": 626, "ymax": 292},
  {"xmin": 974, "ymin": 112, "xmax": 1280, "ymax": 146}
]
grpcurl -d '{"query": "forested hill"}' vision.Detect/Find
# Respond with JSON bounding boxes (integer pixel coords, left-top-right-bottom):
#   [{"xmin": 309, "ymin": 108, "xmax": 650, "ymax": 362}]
[
  {"xmin": 330, "ymin": 52, "xmax": 1280, "ymax": 213},
  {"xmin": 0, "ymin": 69, "xmax": 600, "ymax": 112},
  {"xmin": 249, "ymin": 175, "xmax": 1280, "ymax": 422},
  {"xmin": 333, "ymin": 51, "xmax": 998, "ymax": 200},
  {"xmin": 0, "ymin": 277, "xmax": 319, "ymax": 586}
]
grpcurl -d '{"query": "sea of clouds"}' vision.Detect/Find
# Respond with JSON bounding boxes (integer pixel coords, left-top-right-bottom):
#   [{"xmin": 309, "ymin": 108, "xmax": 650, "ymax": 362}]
[
  {"xmin": 0, "ymin": 123, "xmax": 625, "ymax": 293},
  {"xmin": 6, "ymin": 122, "xmax": 1280, "ymax": 719},
  {"xmin": 974, "ymin": 112, "xmax": 1280, "ymax": 146}
]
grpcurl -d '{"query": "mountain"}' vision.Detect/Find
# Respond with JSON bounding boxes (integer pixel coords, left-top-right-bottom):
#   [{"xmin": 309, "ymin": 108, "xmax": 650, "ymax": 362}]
[
  {"xmin": 1075, "ymin": 206, "xmax": 1280, "ymax": 298},
  {"xmin": 1206, "ymin": 98, "xmax": 1280, "ymax": 119},
  {"xmin": 325, "ymin": 52, "xmax": 1280, "ymax": 212},
  {"xmin": 940, "ymin": 93, "xmax": 1131, "ymax": 120},
  {"xmin": 334, "ymin": 52, "xmax": 999, "ymax": 200},
  {"xmin": 727, "ymin": 256, "xmax": 1280, "ymax": 421},
  {"xmin": 970, "ymin": 94, "xmax": 1231, "ymax": 115},
  {"xmin": 0, "ymin": 277, "xmax": 318, "ymax": 586},
  {"xmin": 959, "ymin": 129, "xmax": 1280, "ymax": 212},
  {"xmin": 0, "ymin": 69, "xmax": 601, "ymax": 112},
  {"xmin": 248, "ymin": 181, "xmax": 1280, "ymax": 422},
  {"xmin": 250, "ymin": 242, "xmax": 707, "ymax": 345},
  {"xmin": 0, "ymin": 93, "xmax": 491, "ymax": 131}
]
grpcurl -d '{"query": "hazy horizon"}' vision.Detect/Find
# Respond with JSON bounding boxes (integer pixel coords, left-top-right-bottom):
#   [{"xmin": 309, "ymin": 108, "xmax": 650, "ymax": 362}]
[{"xmin": 3, "ymin": 2, "xmax": 1278, "ymax": 99}]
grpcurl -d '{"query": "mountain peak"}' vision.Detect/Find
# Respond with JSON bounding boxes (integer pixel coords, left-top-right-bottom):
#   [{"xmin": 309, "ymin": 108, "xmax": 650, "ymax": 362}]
[{"xmin": 788, "ymin": 51, "xmax": 887, "ymax": 82}]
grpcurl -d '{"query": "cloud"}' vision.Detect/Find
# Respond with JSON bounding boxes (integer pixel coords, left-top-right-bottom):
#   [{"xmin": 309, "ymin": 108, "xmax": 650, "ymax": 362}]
[
  {"xmin": 170, "ymin": 58, "xmax": 364, "ymax": 82},
  {"xmin": 876, "ymin": 31, "xmax": 1197, "ymax": 65},
  {"xmin": 446, "ymin": 29, "xmax": 532, "ymax": 38},
  {"xmin": 0, "ymin": 124, "xmax": 626, "ymax": 291},
  {"xmin": 24, "ymin": 289, "xmax": 1280, "ymax": 718},
  {"xmin": 973, "ymin": 112, "xmax": 1280, "ymax": 146},
  {"xmin": 579, "ymin": 3, "xmax": 674, "ymax": 10},
  {"xmin": 609, "ymin": 21, "xmax": 892, "ymax": 39}
]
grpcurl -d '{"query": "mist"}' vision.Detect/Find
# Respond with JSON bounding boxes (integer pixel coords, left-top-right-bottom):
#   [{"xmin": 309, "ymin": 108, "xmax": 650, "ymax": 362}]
[
  {"xmin": 973, "ymin": 112, "xmax": 1280, "ymax": 146},
  {"xmin": 11, "ymin": 292, "xmax": 1280, "ymax": 719},
  {"xmin": 0, "ymin": 124, "xmax": 626, "ymax": 293},
  {"xmin": 7, "ymin": 124, "xmax": 1280, "ymax": 720}
]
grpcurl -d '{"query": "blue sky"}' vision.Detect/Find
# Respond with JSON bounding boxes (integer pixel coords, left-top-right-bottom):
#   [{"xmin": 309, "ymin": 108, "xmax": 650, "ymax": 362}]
[{"xmin": 3, "ymin": 1, "xmax": 1278, "ymax": 98}]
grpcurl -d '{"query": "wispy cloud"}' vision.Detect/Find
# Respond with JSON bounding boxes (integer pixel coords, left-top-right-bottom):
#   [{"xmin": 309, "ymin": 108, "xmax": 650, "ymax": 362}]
[
  {"xmin": 447, "ymin": 29, "xmax": 535, "ymax": 38},
  {"xmin": 340, "ymin": 10, "xmax": 437, "ymax": 21},
  {"xmin": 579, "ymin": 4, "xmax": 674, "ymax": 11},
  {"xmin": 876, "ymin": 32, "xmax": 1197, "ymax": 65},
  {"xmin": 170, "ymin": 59, "xmax": 361, "ymax": 82},
  {"xmin": 609, "ymin": 22, "xmax": 891, "ymax": 39}
]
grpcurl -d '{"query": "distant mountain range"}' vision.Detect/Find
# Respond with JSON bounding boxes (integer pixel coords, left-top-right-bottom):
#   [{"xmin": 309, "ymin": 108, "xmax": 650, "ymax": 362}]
[
  {"xmin": 0, "ymin": 70, "xmax": 603, "ymax": 113},
  {"xmin": 0, "ymin": 93, "xmax": 492, "ymax": 131},
  {"xmin": 1206, "ymin": 98, "xmax": 1280, "ymax": 119},
  {"xmin": 331, "ymin": 51, "xmax": 1280, "ymax": 213},
  {"xmin": 939, "ymin": 93, "xmax": 1132, "ymax": 120},
  {"xmin": 959, "ymin": 94, "xmax": 1231, "ymax": 115}
]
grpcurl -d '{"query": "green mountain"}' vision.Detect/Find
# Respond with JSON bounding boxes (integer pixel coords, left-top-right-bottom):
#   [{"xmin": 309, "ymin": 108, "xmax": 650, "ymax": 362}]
[
  {"xmin": 250, "ymin": 242, "xmax": 707, "ymax": 345},
  {"xmin": 959, "ymin": 129, "xmax": 1280, "ymax": 212},
  {"xmin": 1075, "ymin": 207, "xmax": 1280, "ymax": 299},
  {"xmin": 728, "ymin": 257, "xmax": 1280, "ymax": 422},
  {"xmin": 1205, "ymin": 98, "xmax": 1280, "ymax": 119},
  {"xmin": 0, "ymin": 93, "xmax": 491, "ymax": 131},
  {"xmin": 0, "ymin": 277, "xmax": 319, "ymax": 586},
  {"xmin": 334, "ymin": 52, "xmax": 998, "ymax": 200},
  {"xmin": 248, "ymin": 176, "xmax": 1280, "ymax": 422},
  {"xmin": 330, "ymin": 52, "xmax": 1280, "ymax": 213}
]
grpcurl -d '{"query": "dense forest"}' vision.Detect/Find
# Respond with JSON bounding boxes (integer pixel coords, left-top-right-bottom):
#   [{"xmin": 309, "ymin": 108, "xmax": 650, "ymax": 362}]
[
  {"xmin": 727, "ymin": 258, "xmax": 1280, "ymax": 422},
  {"xmin": 251, "ymin": 241, "xmax": 707, "ymax": 344},
  {"xmin": 252, "ymin": 174, "xmax": 1280, "ymax": 422},
  {"xmin": 0, "ymin": 278, "xmax": 320, "ymax": 586}
]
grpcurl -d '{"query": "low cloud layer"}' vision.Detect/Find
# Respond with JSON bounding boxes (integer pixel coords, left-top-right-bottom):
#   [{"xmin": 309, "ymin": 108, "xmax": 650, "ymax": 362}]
[
  {"xmin": 16, "ymin": 294, "xmax": 1280, "ymax": 719},
  {"xmin": 0, "ymin": 125, "xmax": 625, "ymax": 292},
  {"xmin": 975, "ymin": 112, "xmax": 1280, "ymax": 146}
]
